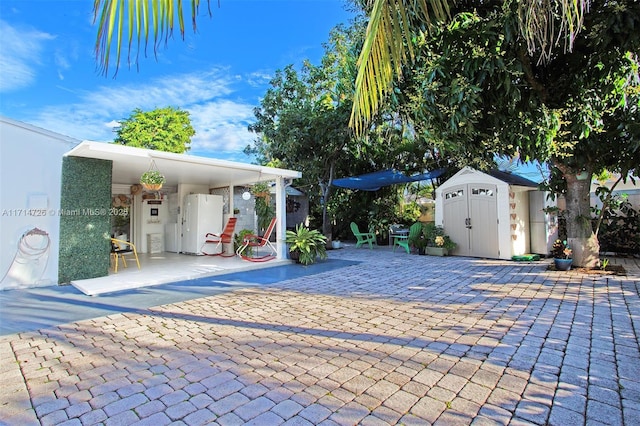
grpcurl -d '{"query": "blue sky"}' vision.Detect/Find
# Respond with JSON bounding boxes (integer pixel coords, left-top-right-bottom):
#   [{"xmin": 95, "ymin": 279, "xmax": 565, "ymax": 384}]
[{"xmin": 0, "ymin": 0, "xmax": 356, "ymax": 161}]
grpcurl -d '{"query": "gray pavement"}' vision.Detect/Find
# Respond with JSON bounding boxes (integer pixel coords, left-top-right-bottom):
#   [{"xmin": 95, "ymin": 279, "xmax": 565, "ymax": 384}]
[{"xmin": 1, "ymin": 247, "xmax": 639, "ymax": 425}]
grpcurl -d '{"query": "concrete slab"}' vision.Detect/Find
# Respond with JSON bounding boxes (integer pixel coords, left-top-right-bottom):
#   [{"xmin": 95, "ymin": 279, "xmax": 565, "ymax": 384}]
[{"xmin": 71, "ymin": 252, "xmax": 291, "ymax": 296}]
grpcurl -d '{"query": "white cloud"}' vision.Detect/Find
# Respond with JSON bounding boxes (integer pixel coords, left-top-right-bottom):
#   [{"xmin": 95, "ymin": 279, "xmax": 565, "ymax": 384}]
[
  {"xmin": 29, "ymin": 67, "xmax": 261, "ymax": 156},
  {"xmin": 246, "ymin": 71, "xmax": 273, "ymax": 88},
  {"xmin": 54, "ymin": 44, "xmax": 77, "ymax": 81},
  {"xmin": 188, "ymin": 99, "xmax": 257, "ymax": 152},
  {"xmin": 0, "ymin": 19, "xmax": 55, "ymax": 92},
  {"xmin": 82, "ymin": 69, "xmax": 236, "ymax": 118}
]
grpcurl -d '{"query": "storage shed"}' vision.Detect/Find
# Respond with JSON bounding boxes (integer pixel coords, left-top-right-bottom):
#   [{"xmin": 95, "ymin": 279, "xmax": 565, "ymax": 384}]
[{"xmin": 435, "ymin": 167, "xmax": 552, "ymax": 260}]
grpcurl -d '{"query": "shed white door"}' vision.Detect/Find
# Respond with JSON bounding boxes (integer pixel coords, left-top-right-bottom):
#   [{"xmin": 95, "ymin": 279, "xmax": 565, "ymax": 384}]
[{"xmin": 443, "ymin": 184, "xmax": 499, "ymax": 258}]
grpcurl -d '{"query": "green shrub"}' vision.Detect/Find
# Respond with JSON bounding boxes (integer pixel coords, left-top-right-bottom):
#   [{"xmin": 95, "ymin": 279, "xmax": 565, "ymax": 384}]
[{"xmin": 286, "ymin": 224, "xmax": 327, "ymax": 265}]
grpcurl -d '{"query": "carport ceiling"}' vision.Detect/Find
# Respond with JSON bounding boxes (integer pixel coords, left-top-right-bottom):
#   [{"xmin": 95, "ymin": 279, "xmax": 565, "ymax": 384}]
[{"xmin": 65, "ymin": 141, "xmax": 301, "ymax": 188}]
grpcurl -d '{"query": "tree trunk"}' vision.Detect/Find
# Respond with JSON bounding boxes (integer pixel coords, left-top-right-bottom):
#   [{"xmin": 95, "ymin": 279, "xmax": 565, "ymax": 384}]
[
  {"xmin": 320, "ymin": 162, "xmax": 336, "ymax": 245},
  {"xmin": 563, "ymin": 171, "xmax": 600, "ymax": 268}
]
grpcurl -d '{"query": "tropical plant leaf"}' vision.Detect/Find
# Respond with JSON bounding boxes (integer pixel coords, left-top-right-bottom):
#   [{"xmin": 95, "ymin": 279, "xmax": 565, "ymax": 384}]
[
  {"xmin": 349, "ymin": 0, "xmax": 451, "ymax": 135},
  {"xmin": 350, "ymin": 0, "xmax": 591, "ymax": 135},
  {"xmin": 93, "ymin": 0, "xmax": 212, "ymax": 76},
  {"xmin": 517, "ymin": 0, "xmax": 590, "ymax": 64}
]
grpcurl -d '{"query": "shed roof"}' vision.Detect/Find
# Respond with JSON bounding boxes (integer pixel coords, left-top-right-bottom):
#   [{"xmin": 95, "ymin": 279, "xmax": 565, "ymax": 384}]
[{"xmin": 487, "ymin": 169, "xmax": 539, "ymax": 188}]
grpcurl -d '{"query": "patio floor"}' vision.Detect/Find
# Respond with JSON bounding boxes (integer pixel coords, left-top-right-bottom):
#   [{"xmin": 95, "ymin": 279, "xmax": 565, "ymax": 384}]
[
  {"xmin": 1, "ymin": 246, "xmax": 638, "ymax": 425},
  {"xmin": 72, "ymin": 251, "xmax": 292, "ymax": 296}
]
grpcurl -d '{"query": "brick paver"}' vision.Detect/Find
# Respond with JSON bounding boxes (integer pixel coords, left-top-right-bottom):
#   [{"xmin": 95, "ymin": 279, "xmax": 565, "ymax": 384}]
[{"xmin": 1, "ymin": 248, "xmax": 639, "ymax": 425}]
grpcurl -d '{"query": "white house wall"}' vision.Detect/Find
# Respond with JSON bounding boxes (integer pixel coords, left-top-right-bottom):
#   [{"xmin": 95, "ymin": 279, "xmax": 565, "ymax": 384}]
[
  {"xmin": 590, "ymin": 176, "xmax": 640, "ymax": 212},
  {"xmin": 0, "ymin": 117, "xmax": 79, "ymax": 290}
]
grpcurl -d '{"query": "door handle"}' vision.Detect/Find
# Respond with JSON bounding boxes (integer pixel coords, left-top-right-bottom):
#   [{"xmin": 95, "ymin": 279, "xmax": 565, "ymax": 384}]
[{"xmin": 465, "ymin": 218, "xmax": 472, "ymax": 229}]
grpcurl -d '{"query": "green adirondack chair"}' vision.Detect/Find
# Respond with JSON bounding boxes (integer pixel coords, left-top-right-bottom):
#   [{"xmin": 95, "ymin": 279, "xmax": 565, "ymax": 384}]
[
  {"xmin": 350, "ymin": 222, "xmax": 376, "ymax": 249},
  {"xmin": 393, "ymin": 222, "xmax": 423, "ymax": 254}
]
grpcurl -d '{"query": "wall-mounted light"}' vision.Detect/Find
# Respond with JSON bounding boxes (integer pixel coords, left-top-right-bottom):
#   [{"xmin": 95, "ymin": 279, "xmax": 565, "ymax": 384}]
[{"xmin": 242, "ymin": 190, "xmax": 251, "ymax": 200}]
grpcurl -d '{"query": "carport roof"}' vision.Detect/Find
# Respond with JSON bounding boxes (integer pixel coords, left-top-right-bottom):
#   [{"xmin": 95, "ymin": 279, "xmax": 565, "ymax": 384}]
[{"xmin": 65, "ymin": 141, "xmax": 301, "ymax": 188}]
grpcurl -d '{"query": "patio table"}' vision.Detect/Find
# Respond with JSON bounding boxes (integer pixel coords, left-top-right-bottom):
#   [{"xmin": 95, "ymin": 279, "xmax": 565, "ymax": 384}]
[{"xmin": 390, "ymin": 228, "xmax": 409, "ymax": 251}]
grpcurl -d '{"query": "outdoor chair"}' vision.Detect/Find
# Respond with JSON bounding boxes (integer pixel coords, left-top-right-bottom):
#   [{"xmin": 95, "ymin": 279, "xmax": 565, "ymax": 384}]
[
  {"xmin": 390, "ymin": 224, "xmax": 409, "ymax": 254},
  {"xmin": 237, "ymin": 217, "xmax": 278, "ymax": 262},
  {"xmin": 393, "ymin": 222, "xmax": 422, "ymax": 254},
  {"xmin": 110, "ymin": 238, "xmax": 140, "ymax": 273},
  {"xmin": 350, "ymin": 222, "xmax": 376, "ymax": 249},
  {"xmin": 201, "ymin": 217, "xmax": 237, "ymax": 257}
]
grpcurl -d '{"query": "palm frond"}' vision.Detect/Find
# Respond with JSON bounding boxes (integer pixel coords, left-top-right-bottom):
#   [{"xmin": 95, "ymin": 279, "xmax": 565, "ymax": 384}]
[
  {"xmin": 349, "ymin": 0, "xmax": 450, "ymax": 136},
  {"xmin": 93, "ymin": 0, "xmax": 212, "ymax": 76},
  {"xmin": 518, "ymin": 0, "xmax": 590, "ymax": 64},
  {"xmin": 350, "ymin": 0, "xmax": 590, "ymax": 135}
]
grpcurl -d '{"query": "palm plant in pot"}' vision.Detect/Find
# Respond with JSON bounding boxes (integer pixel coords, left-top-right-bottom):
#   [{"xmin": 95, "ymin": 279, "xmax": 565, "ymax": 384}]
[{"xmin": 286, "ymin": 224, "xmax": 327, "ymax": 265}]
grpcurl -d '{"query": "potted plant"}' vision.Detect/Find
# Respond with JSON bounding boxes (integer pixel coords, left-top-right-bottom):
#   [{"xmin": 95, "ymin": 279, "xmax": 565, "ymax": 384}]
[
  {"xmin": 426, "ymin": 226, "xmax": 456, "ymax": 256},
  {"xmin": 140, "ymin": 170, "xmax": 166, "ymax": 190},
  {"xmin": 234, "ymin": 229, "xmax": 255, "ymax": 256},
  {"xmin": 252, "ymin": 182, "xmax": 275, "ymax": 232},
  {"xmin": 285, "ymin": 224, "xmax": 328, "ymax": 265},
  {"xmin": 551, "ymin": 239, "xmax": 573, "ymax": 270}
]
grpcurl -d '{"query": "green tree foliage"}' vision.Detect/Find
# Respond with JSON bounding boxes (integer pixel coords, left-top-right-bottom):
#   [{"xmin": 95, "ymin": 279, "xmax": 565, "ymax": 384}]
[
  {"xmin": 92, "ymin": 0, "xmax": 594, "ymax": 120},
  {"xmin": 247, "ymin": 23, "xmax": 424, "ymax": 239},
  {"xmin": 349, "ymin": 0, "xmax": 593, "ymax": 134},
  {"xmin": 247, "ymin": 63, "xmax": 353, "ymax": 236},
  {"xmin": 393, "ymin": 0, "xmax": 639, "ymax": 266},
  {"xmin": 113, "ymin": 107, "xmax": 195, "ymax": 153},
  {"xmin": 246, "ymin": 25, "xmax": 366, "ymax": 236}
]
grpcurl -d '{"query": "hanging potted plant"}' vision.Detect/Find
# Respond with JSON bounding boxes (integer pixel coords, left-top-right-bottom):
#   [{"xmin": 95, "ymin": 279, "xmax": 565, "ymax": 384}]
[
  {"xmin": 140, "ymin": 170, "xmax": 166, "ymax": 190},
  {"xmin": 252, "ymin": 182, "xmax": 275, "ymax": 232},
  {"xmin": 251, "ymin": 182, "xmax": 271, "ymax": 200}
]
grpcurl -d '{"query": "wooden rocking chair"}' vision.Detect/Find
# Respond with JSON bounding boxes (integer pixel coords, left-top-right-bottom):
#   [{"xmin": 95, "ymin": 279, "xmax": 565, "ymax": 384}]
[
  {"xmin": 201, "ymin": 217, "xmax": 237, "ymax": 257},
  {"xmin": 236, "ymin": 217, "xmax": 277, "ymax": 262}
]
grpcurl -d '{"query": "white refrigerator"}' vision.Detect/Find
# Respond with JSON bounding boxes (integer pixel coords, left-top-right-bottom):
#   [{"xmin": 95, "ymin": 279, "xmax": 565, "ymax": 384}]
[{"xmin": 181, "ymin": 194, "xmax": 224, "ymax": 255}]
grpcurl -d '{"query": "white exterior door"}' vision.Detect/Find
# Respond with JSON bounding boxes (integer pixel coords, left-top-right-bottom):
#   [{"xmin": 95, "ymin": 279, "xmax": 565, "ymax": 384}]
[
  {"xmin": 468, "ymin": 185, "xmax": 499, "ymax": 258},
  {"xmin": 442, "ymin": 185, "xmax": 470, "ymax": 256},
  {"xmin": 443, "ymin": 184, "xmax": 498, "ymax": 258}
]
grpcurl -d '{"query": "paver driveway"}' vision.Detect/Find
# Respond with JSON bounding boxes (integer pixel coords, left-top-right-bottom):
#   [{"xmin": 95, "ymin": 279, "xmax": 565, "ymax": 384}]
[{"xmin": 1, "ymin": 248, "xmax": 639, "ymax": 425}]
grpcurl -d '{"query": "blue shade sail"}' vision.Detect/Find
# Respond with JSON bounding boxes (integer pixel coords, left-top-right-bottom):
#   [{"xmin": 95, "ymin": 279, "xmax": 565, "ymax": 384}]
[{"xmin": 332, "ymin": 168, "xmax": 446, "ymax": 191}]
